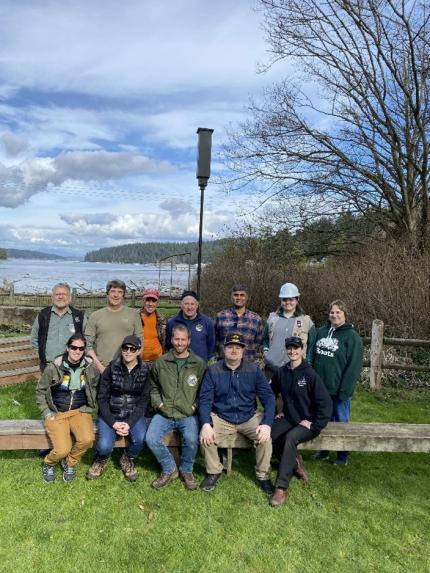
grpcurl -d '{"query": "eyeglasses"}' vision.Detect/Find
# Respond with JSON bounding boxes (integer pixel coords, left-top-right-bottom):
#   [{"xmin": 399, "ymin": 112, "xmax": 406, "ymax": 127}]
[
  {"xmin": 144, "ymin": 297, "xmax": 157, "ymax": 303},
  {"xmin": 122, "ymin": 345, "xmax": 139, "ymax": 352},
  {"xmin": 69, "ymin": 345, "xmax": 85, "ymax": 352}
]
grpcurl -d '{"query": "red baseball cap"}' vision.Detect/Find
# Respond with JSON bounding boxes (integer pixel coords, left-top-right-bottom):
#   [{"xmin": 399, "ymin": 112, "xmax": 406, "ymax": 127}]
[{"xmin": 143, "ymin": 288, "xmax": 159, "ymax": 300}]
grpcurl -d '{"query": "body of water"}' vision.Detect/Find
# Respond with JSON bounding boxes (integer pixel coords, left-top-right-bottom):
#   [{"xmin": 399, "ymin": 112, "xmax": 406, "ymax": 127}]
[{"xmin": 0, "ymin": 259, "xmax": 193, "ymax": 293}]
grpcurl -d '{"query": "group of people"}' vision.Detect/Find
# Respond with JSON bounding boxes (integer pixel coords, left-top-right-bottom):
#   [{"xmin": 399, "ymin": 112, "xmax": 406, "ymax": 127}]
[{"xmin": 34, "ymin": 279, "xmax": 363, "ymax": 507}]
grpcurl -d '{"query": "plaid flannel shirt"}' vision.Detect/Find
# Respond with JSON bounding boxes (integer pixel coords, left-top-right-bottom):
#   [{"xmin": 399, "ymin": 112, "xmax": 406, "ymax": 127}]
[{"xmin": 215, "ymin": 307, "xmax": 263, "ymax": 361}]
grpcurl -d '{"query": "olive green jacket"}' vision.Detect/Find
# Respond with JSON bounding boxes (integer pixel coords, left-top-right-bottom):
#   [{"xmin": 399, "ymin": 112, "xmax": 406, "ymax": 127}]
[
  {"xmin": 150, "ymin": 350, "xmax": 206, "ymax": 420},
  {"xmin": 35, "ymin": 355, "xmax": 100, "ymax": 419}
]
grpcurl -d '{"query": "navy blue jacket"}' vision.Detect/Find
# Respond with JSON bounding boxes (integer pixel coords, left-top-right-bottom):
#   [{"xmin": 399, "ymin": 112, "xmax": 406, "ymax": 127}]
[
  {"xmin": 199, "ymin": 359, "xmax": 276, "ymax": 427},
  {"xmin": 166, "ymin": 311, "xmax": 216, "ymax": 363}
]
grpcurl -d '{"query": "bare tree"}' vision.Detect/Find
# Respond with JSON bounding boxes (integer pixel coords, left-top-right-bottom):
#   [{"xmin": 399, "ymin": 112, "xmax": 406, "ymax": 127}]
[{"xmin": 225, "ymin": 0, "xmax": 430, "ymax": 252}]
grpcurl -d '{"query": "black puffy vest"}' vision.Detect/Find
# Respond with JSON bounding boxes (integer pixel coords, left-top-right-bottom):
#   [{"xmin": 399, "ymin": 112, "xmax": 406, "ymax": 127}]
[{"xmin": 109, "ymin": 359, "xmax": 149, "ymax": 421}]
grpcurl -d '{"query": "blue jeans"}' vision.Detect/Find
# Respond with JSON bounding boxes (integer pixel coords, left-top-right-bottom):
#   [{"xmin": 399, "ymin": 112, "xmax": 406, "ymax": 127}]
[
  {"xmin": 146, "ymin": 414, "xmax": 199, "ymax": 474},
  {"xmin": 320, "ymin": 397, "xmax": 351, "ymax": 462},
  {"xmin": 96, "ymin": 416, "xmax": 147, "ymax": 459}
]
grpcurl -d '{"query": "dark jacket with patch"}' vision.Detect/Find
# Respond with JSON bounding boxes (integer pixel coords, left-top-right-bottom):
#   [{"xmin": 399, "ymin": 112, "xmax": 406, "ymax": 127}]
[
  {"xmin": 97, "ymin": 358, "xmax": 150, "ymax": 428},
  {"xmin": 271, "ymin": 361, "xmax": 332, "ymax": 434},
  {"xmin": 199, "ymin": 359, "xmax": 276, "ymax": 427}
]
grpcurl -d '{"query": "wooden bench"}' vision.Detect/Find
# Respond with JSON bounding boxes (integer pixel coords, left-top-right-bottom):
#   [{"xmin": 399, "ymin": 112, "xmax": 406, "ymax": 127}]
[{"xmin": 1, "ymin": 420, "xmax": 429, "ymax": 474}]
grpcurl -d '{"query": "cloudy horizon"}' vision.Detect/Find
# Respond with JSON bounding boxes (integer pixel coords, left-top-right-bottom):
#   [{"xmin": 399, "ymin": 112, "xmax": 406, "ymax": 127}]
[{"xmin": 0, "ymin": 0, "xmax": 289, "ymax": 257}]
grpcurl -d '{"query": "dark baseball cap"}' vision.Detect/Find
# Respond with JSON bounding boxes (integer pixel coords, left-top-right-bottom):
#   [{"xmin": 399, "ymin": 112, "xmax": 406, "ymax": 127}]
[
  {"xmin": 181, "ymin": 290, "xmax": 199, "ymax": 301},
  {"xmin": 121, "ymin": 335, "xmax": 142, "ymax": 349},
  {"xmin": 224, "ymin": 333, "xmax": 246, "ymax": 347},
  {"xmin": 285, "ymin": 336, "xmax": 303, "ymax": 349}
]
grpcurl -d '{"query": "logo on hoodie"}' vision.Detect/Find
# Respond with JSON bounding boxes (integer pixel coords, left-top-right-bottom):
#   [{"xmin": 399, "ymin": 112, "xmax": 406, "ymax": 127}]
[{"xmin": 316, "ymin": 334, "xmax": 339, "ymax": 357}]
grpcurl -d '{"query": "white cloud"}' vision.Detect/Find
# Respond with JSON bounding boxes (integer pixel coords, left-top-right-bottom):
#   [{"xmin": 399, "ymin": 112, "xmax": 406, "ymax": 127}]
[
  {"xmin": 1, "ymin": 131, "xmax": 28, "ymax": 156},
  {"xmin": 0, "ymin": 150, "xmax": 173, "ymax": 207}
]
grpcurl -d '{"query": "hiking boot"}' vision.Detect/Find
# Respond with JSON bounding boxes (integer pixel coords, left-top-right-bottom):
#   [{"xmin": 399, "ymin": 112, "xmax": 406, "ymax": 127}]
[
  {"xmin": 42, "ymin": 462, "xmax": 55, "ymax": 483},
  {"xmin": 180, "ymin": 471, "xmax": 197, "ymax": 491},
  {"xmin": 86, "ymin": 456, "xmax": 110, "ymax": 480},
  {"xmin": 119, "ymin": 451, "xmax": 138, "ymax": 482},
  {"xmin": 270, "ymin": 487, "xmax": 289, "ymax": 507},
  {"xmin": 200, "ymin": 473, "xmax": 221, "ymax": 492},
  {"xmin": 293, "ymin": 454, "xmax": 309, "ymax": 483},
  {"xmin": 151, "ymin": 470, "xmax": 179, "ymax": 490},
  {"xmin": 311, "ymin": 450, "xmax": 330, "ymax": 461},
  {"xmin": 257, "ymin": 479, "xmax": 275, "ymax": 496},
  {"xmin": 60, "ymin": 459, "xmax": 76, "ymax": 483}
]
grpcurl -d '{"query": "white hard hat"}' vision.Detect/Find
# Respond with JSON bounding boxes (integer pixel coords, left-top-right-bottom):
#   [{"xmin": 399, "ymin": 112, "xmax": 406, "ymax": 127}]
[{"xmin": 278, "ymin": 282, "xmax": 300, "ymax": 298}]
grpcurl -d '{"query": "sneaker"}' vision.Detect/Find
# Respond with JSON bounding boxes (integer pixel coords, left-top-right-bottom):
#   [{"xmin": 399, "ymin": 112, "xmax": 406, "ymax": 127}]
[
  {"xmin": 86, "ymin": 456, "xmax": 110, "ymax": 480},
  {"xmin": 311, "ymin": 450, "xmax": 330, "ymax": 461},
  {"xmin": 119, "ymin": 451, "xmax": 138, "ymax": 482},
  {"xmin": 151, "ymin": 470, "xmax": 179, "ymax": 490},
  {"xmin": 333, "ymin": 457, "xmax": 348, "ymax": 466},
  {"xmin": 270, "ymin": 487, "xmax": 289, "ymax": 507},
  {"xmin": 61, "ymin": 461, "xmax": 76, "ymax": 483},
  {"xmin": 180, "ymin": 471, "xmax": 198, "ymax": 491},
  {"xmin": 257, "ymin": 479, "xmax": 275, "ymax": 496},
  {"xmin": 42, "ymin": 463, "xmax": 56, "ymax": 483},
  {"xmin": 200, "ymin": 473, "xmax": 221, "ymax": 492},
  {"xmin": 293, "ymin": 454, "xmax": 309, "ymax": 483}
]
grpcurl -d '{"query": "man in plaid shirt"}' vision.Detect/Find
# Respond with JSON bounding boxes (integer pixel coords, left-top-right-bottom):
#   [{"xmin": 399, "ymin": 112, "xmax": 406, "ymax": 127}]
[{"xmin": 215, "ymin": 284, "xmax": 263, "ymax": 361}]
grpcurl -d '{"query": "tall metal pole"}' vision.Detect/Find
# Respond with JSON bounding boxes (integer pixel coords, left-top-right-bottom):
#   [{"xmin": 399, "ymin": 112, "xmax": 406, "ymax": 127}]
[
  {"xmin": 196, "ymin": 127, "xmax": 214, "ymax": 299},
  {"xmin": 196, "ymin": 182, "xmax": 205, "ymax": 297}
]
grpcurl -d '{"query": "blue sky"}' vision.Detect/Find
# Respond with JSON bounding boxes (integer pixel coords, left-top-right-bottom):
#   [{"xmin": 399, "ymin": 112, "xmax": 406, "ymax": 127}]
[{"xmin": 0, "ymin": 0, "xmax": 289, "ymax": 257}]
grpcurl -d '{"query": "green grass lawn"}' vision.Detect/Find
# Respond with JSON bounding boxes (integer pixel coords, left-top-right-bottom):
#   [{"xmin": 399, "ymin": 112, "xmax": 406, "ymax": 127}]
[{"xmin": 0, "ymin": 383, "xmax": 429, "ymax": 573}]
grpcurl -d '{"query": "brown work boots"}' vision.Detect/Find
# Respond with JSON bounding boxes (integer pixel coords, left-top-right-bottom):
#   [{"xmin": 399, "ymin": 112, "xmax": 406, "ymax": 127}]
[
  {"xmin": 119, "ymin": 451, "xmax": 138, "ymax": 482},
  {"xmin": 86, "ymin": 456, "xmax": 109, "ymax": 480},
  {"xmin": 151, "ymin": 470, "xmax": 179, "ymax": 490},
  {"xmin": 270, "ymin": 487, "xmax": 289, "ymax": 507},
  {"xmin": 293, "ymin": 454, "xmax": 309, "ymax": 483}
]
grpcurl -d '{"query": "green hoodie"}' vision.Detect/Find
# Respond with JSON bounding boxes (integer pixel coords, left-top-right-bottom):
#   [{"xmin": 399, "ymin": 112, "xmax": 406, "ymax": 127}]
[{"xmin": 312, "ymin": 321, "xmax": 363, "ymax": 400}]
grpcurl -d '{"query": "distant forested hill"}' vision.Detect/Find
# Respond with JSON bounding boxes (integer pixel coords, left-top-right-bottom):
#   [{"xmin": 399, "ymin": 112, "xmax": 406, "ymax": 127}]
[
  {"xmin": 6, "ymin": 249, "xmax": 66, "ymax": 260},
  {"xmin": 84, "ymin": 240, "xmax": 230, "ymax": 264}
]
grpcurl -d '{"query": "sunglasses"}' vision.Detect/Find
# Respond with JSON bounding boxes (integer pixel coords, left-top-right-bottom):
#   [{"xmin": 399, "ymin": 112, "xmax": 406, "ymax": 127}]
[
  {"xmin": 122, "ymin": 345, "xmax": 139, "ymax": 352},
  {"xmin": 69, "ymin": 345, "xmax": 85, "ymax": 351}
]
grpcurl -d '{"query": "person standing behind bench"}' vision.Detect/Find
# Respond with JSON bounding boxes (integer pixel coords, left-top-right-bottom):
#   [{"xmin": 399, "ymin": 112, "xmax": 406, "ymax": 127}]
[
  {"xmin": 312, "ymin": 300, "xmax": 364, "ymax": 466},
  {"xmin": 269, "ymin": 336, "xmax": 332, "ymax": 507},
  {"xmin": 166, "ymin": 290, "xmax": 215, "ymax": 362},
  {"xmin": 139, "ymin": 288, "xmax": 167, "ymax": 364},
  {"xmin": 85, "ymin": 279, "xmax": 142, "ymax": 374},
  {"xmin": 36, "ymin": 334, "xmax": 99, "ymax": 483},
  {"xmin": 263, "ymin": 282, "xmax": 316, "ymax": 378},
  {"xmin": 86, "ymin": 335, "xmax": 150, "ymax": 482},
  {"xmin": 215, "ymin": 284, "xmax": 263, "ymax": 361},
  {"xmin": 31, "ymin": 282, "xmax": 87, "ymax": 371},
  {"xmin": 146, "ymin": 324, "xmax": 206, "ymax": 491}
]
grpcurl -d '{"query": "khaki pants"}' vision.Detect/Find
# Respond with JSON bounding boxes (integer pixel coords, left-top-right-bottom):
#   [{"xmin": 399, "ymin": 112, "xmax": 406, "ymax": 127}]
[
  {"xmin": 44, "ymin": 410, "xmax": 95, "ymax": 467},
  {"xmin": 201, "ymin": 412, "xmax": 272, "ymax": 480}
]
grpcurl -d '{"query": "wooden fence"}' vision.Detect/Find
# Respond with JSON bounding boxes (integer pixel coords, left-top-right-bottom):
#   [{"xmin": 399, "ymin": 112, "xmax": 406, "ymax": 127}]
[{"xmin": 364, "ymin": 319, "xmax": 430, "ymax": 390}]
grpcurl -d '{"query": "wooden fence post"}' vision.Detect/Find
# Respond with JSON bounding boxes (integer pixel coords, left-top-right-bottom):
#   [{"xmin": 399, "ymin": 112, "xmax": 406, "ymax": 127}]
[
  {"xmin": 8, "ymin": 284, "xmax": 15, "ymax": 306},
  {"xmin": 369, "ymin": 319, "xmax": 384, "ymax": 390},
  {"xmin": 131, "ymin": 289, "xmax": 136, "ymax": 308},
  {"xmin": 71, "ymin": 288, "xmax": 77, "ymax": 305}
]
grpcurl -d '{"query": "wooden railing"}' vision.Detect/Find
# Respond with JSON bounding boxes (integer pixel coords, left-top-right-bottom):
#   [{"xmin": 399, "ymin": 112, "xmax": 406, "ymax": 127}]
[{"xmin": 363, "ymin": 319, "xmax": 430, "ymax": 390}]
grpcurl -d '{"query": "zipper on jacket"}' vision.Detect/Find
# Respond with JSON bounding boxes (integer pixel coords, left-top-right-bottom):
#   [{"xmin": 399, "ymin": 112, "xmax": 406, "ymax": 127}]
[{"xmin": 68, "ymin": 390, "xmax": 75, "ymax": 411}]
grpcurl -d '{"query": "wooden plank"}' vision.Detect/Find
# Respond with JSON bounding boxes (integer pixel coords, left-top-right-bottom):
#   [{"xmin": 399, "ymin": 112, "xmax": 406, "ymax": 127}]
[
  {"xmin": 0, "ymin": 367, "xmax": 40, "ymax": 387},
  {"xmin": 0, "ymin": 356, "xmax": 39, "ymax": 369},
  {"xmin": 0, "ymin": 336, "xmax": 31, "ymax": 348},
  {"xmin": 363, "ymin": 336, "xmax": 430, "ymax": 349},
  {"xmin": 0, "ymin": 346, "xmax": 37, "ymax": 360}
]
